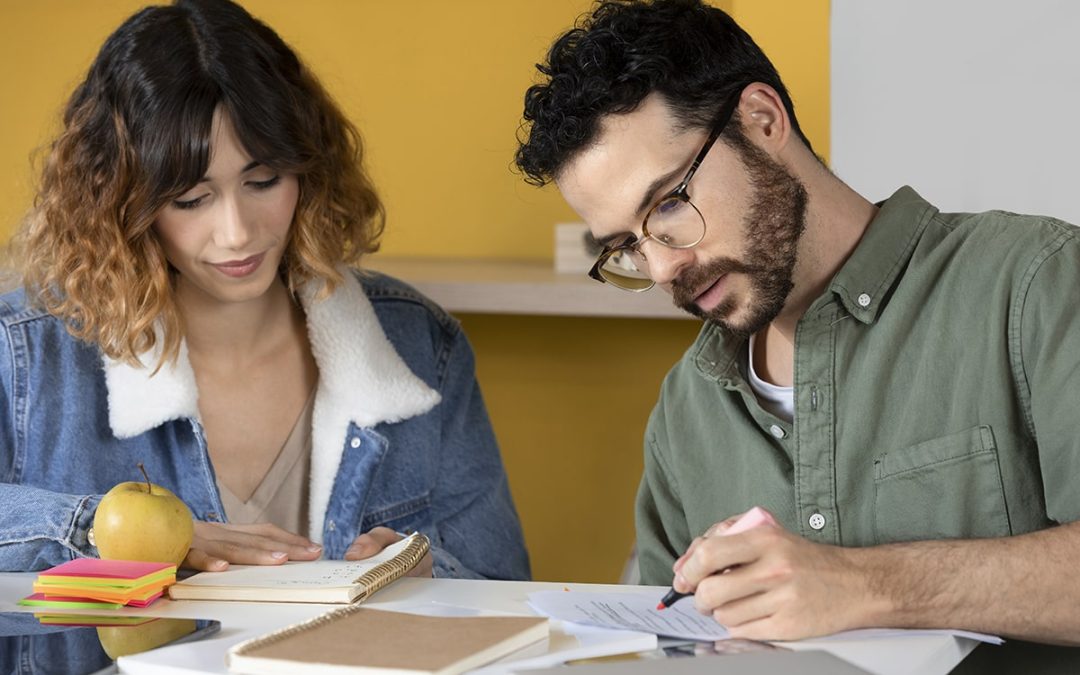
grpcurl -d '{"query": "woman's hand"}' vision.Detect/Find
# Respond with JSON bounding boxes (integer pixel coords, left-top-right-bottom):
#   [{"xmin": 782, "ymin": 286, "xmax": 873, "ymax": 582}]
[
  {"xmin": 183, "ymin": 521, "xmax": 323, "ymax": 571},
  {"xmin": 345, "ymin": 527, "xmax": 433, "ymax": 578}
]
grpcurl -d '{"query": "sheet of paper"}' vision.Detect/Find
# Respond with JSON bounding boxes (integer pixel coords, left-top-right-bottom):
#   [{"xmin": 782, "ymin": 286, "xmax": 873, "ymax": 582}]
[
  {"xmin": 528, "ymin": 589, "xmax": 728, "ymax": 641},
  {"xmin": 175, "ymin": 533, "xmax": 415, "ymax": 588},
  {"xmin": 528, "ymin": 589, "xmax": 1003, "ymax": 646}
]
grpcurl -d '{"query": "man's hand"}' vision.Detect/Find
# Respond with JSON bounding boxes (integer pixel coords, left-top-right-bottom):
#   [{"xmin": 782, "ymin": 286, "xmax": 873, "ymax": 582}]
[
  {"xmin": 183, "ymin": 521, "xmax": 323, "ymax": 571},
  {"xmin": 345, "ymin": 527, "xmax": 433, "ymax": 578},
  {"xmin": 673, "ymin": 517, "xmax": 886, "ymax": 641}
]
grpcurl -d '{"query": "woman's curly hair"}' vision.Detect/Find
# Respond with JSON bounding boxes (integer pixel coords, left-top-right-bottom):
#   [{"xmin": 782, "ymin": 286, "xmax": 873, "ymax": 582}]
[
  {"xmin": 515, "ymin": 0, "xmax": 814, "ymax": 186},
  {"xmin": 15, "ymin": 0, "xmax": 383, "ymax": 368}
]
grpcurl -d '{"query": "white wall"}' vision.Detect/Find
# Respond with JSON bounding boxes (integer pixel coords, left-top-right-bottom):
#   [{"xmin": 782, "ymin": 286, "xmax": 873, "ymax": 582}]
[{"xmin": 831, "ymin": 0, "xmax": 1080, "ymax": 224}]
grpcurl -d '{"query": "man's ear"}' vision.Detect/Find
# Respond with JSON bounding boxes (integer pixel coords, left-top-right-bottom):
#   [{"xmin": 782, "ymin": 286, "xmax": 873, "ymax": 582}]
[{"xmin": 736, "ymin": 83, "xmax": 791, "ymax": 155}]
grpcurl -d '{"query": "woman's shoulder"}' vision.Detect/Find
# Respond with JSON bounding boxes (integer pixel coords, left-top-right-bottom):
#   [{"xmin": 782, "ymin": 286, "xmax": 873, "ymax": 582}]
[
  {"xmin": 0, "ymin": 288, "xmax": 86, "ymax": 373},
  {"xmin": 350, "ymin": 268, "xmax": 460, "ymax": 339},
  {"xmin": 0, "ymin": 287, "xmax": 56, "ymax": 329}
]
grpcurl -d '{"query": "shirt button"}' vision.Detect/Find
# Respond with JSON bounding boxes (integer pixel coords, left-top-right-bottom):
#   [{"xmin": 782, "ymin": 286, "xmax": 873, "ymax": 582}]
[
  {"xmin": 349, "ymin": 437, "xmax": 362, "ymax": 449},
  {"xmin": 327, "ymin": 520, "xmax": 336, "ymax": 531},
  {"xmin": 769, "ymin": 424, "xmax": 786, "ymax": 439},
  {"xmin": 808, "ymin": 513, "xmax": 826, "ymax": 530},
  {"xmin": 857, "ymin": 293, "xmax": 872, "ymax": 308}
]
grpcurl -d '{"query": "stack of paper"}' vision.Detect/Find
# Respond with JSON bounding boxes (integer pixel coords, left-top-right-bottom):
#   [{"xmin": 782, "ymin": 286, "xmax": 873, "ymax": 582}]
[
  {"xmin": 527, "ymin": 590, "xmax": 1004, "ymax": 645},
  {"xmin": 19, "ymin": 559, "xmax": 177, "ymax": 610}
]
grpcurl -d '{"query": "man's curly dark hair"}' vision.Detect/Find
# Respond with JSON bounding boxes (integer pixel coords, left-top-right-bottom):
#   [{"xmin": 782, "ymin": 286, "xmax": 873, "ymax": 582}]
[{"xmin": 515, "ymin": 0, "xmax": 814, "ymax": 187}]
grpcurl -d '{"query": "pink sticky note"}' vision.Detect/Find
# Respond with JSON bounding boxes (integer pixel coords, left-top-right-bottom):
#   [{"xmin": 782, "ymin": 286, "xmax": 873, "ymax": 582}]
[
  {"xmin": 125, "ymin": 591, "xmax": 164, "ymax": 608},
  {"xmin": 722, "ymin": 506, "xmax": 777, "ymax": 536},
  {"xmin": 39, "ymin": 559, "xmax": 174, "ymax": 581}
]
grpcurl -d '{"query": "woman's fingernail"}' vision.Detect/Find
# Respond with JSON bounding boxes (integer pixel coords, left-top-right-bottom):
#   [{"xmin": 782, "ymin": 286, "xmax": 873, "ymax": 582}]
[
  {"xmin": 213, "ymin": 559, "xmax": 227, "ymax": 569},
  {"xmin": 307, "ymin": 545, "xmax": 322, "ymax": 553},
  {"xmin": 271, "ymin": 551, "xmax": 287, "ymax": 560}
]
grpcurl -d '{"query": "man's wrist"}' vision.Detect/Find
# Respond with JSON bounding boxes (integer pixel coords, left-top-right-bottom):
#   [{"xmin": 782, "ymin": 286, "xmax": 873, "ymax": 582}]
[{"xmin": 843, "ymin": 545, "xmax": 903, "ymax": 629}]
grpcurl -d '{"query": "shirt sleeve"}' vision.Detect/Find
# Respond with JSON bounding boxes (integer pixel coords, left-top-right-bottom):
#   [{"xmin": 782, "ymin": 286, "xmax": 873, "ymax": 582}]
[
  {"xmin": 1019, "ymin": 228, "xmax": 1080, "ymax": 525},
  {"xmin": 0, "ymin": 322, "xmax": 101, "ymax": 570},
  {"xmin": 427, "ymin": 325, "xmax": 531, "ymax": 580},
  {"xmin": 635, "ymin": 407, "xmax": 692, "ymax": 586}
]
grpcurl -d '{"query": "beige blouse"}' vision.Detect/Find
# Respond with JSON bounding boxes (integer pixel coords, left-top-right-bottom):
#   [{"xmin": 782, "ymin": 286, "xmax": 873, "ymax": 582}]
[{"xmin": 217, "ymin": 386, "xmax": 316, "ymax": 539}]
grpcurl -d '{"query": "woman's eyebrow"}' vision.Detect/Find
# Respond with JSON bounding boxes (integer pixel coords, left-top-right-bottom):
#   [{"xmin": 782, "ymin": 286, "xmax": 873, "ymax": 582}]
[{"xmin": 197, "ymin": 160, "xmax": 263, "ymax": 183}]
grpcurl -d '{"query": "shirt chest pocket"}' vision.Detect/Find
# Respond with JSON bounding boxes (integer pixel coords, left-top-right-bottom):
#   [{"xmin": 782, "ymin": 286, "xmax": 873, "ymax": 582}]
[{"xmin": 873, "ymin": 425, "xmax": 1012, "ymax": 544}]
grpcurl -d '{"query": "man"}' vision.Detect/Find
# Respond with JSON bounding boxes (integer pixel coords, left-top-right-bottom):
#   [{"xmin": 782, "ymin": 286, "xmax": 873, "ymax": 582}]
[{"xmin": 515, "ymin": 0, "xmax": 1079, "ymax": 670}]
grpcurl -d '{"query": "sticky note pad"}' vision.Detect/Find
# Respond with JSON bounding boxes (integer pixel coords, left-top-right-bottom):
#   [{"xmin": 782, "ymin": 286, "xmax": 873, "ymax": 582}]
[
  {"xmin": 18, "ymin": 593, "xmax": 123, "ymax": 610},
  {"xmin": 37, "ymin": 559, "xmax": 176, "ymax": 589}
]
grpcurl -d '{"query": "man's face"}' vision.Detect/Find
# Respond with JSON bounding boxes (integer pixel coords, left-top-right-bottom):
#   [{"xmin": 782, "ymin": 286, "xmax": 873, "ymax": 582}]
[{"xmin": 556, "ymin": 94, "xmax": 808, "ymax": 339}]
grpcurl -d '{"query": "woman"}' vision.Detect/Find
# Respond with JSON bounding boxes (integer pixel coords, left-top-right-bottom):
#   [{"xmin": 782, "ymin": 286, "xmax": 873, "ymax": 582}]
[{"xmin": 0, "ymin": 0, "xmax": 529, "ymax": 580}]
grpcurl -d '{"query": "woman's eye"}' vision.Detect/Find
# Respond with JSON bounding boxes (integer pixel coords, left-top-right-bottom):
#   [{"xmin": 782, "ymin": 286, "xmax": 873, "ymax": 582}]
[
  {"xmin": 249, "ymin": 175, "xmax": 281, "ymax": 190},
  {"xmin": 172, "ymin": 195, "xmax": 206, "ymax": 210}
]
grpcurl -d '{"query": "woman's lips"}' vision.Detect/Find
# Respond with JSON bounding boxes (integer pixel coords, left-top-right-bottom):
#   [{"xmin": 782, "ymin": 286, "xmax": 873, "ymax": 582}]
[{"xmin": 210, "ymin": 252, "xmax": 265, "ymax": 278}]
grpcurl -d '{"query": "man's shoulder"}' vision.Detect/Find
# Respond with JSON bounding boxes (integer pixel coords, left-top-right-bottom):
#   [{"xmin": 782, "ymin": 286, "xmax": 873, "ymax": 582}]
[
  {"xmin": 910, "ymin": 207, "xmax": 1080, "ymax": 297},
  {"xmin": 931, "ymin": 207, "xmax": 1078, "ymax": 262}
]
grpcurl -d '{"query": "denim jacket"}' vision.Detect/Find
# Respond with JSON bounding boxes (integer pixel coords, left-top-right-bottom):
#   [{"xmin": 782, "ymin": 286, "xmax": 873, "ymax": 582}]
[{"xmin": 0, "ymin": 268, "xmax": 530, "ymax": 579}]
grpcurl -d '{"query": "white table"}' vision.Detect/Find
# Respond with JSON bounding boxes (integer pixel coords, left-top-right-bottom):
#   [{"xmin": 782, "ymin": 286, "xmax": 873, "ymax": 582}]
[{"xmin": 0, "ymin": 573, "xmax": 976, "ymax": 674}]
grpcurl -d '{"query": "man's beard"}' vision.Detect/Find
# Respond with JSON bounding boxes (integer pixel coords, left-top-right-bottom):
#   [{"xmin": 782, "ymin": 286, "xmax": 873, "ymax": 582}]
[{"xmin": 671, "ymin": 141, "xmax": 808, "ymax": 341}]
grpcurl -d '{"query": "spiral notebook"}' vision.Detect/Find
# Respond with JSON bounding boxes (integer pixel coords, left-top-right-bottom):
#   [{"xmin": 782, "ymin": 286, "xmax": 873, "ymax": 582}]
[
  {"xmin": 227, "ymin": 607, "xmax": 549, "ymax": 675},
  {"xmin": 168, "ymin": 533, "xmax": 429, "ymax": 604}
]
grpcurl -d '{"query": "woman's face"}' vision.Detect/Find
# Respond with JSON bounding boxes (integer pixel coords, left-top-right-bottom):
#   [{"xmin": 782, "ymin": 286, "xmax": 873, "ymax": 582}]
[{"xmin": 153, "ymin": 109, "xmax": 300, "ymax": 309}]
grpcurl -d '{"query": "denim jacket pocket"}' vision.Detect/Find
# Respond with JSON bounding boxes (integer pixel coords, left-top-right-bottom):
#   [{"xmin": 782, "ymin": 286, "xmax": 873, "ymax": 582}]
[
  {"xmin": 873, "ymin": 425, "xmax": 1012, "ymax": 544},
  {"xmin": 361, "ymin": 493, "xmax": 433, "ymax": 535}
]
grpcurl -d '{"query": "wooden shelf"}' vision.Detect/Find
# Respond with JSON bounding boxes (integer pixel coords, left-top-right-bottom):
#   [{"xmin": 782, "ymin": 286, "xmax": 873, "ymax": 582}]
[{"xmin": 364, "ymin": 257, "xmax": 691, "ymax": 320}]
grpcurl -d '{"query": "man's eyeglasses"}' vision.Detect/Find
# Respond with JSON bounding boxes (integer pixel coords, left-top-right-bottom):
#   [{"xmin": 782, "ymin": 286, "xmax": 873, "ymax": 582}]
[{"xmin": 587, "ymin": 88, "xmax": 743, "ymax": 292}]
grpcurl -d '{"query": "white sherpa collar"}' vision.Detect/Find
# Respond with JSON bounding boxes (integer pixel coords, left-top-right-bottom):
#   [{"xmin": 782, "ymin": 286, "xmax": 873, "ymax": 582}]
[{"xmin": 103, "ymin": 268, "xmax": 442, "ymax": 539}]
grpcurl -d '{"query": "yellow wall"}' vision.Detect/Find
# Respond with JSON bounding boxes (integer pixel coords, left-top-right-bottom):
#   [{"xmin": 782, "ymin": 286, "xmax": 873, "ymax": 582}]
[
  {"xmin": 0, "ymin": 1, "xmax": 828, "ymax": 582},
  {"xmin": 733, "ymin": 0, "xmax": 830, "ymax": 159}
]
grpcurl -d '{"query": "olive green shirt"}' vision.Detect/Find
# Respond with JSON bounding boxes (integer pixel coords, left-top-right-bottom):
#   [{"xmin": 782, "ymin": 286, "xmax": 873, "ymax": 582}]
[{"xmin": 636, "ymin": 187, "xmax": 1080, "ymax": 669}]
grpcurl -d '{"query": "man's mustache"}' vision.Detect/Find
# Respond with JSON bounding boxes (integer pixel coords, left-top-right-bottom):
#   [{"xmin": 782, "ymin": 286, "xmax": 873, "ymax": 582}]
[{"xmin": 671, "ymin": 257, "xmax": 758, "ymax": 306}]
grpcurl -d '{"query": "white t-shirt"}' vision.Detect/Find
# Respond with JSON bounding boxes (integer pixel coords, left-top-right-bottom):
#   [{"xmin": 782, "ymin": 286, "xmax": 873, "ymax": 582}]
[{"xmin": 747, "ymin": 333, "xmax": 795, "ymax": 423}]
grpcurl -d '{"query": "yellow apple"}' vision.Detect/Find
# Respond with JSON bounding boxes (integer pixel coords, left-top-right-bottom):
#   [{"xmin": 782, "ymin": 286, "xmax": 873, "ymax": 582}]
[
  {"xmin": 91, "ymin": 463, "xmax": 194, "ymax": 566},
  {"xmin": 97, "ymin": 618, "xmax": 197, "ymax": 659}
]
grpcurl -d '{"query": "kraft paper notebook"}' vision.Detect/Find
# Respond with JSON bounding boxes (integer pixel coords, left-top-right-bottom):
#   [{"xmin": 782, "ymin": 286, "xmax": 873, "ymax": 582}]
[
  {"xmin": 169, "ymin": 533, "xmax": 429, "ymax": 604},
  {"xmin": 227, "ymin": 607, "xmax": 549, "ymax": 675}
]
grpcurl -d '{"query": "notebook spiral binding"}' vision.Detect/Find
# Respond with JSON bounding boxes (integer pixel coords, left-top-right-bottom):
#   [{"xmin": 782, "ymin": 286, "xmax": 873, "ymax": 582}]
[
  {"xmin": 352, "ymin": 533, "xmax": 430, "ymax": 602},
  {"xmin": 229, "ymin": 533, "xmax": 431, "ymax": 658}
]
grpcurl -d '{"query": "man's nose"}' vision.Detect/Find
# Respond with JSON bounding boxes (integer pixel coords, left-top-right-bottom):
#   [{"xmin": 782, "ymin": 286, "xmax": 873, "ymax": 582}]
[{"xmin": 641, "ymin": 240, "xmax": 694, "ymax": 286}]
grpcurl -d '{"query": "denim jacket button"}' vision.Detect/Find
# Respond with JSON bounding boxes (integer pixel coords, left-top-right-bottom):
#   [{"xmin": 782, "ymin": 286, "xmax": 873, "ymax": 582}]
[
  {"xmin": 349, "ymin": 437, "xmax": 361, "ymax": 449},
  {"xmin": 327, "ymin": 520, "xmax": 336, "ymax": 531}
]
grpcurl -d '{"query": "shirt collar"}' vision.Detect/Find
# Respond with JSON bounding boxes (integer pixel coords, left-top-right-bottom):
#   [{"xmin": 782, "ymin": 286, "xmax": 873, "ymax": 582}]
[
  {"xmin": 827, "ymin": 185, "xmax": 936, "ymax": 324},
  {"xmin": 695, "ymin": 185, "xmax": 937, "ymax": 384},
  {"xmin": 103, "ymin": 267, "xmax": 440, "ymax": 439}
]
